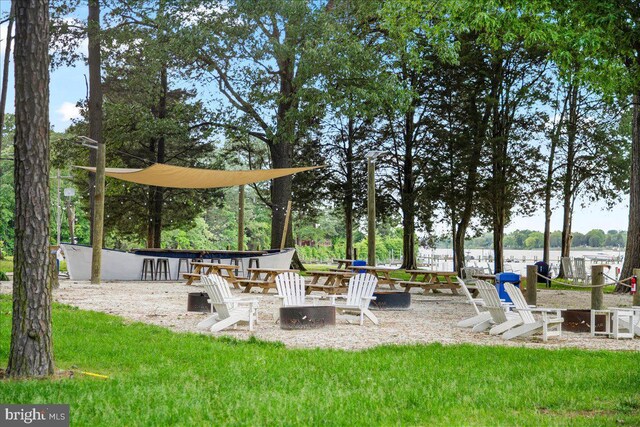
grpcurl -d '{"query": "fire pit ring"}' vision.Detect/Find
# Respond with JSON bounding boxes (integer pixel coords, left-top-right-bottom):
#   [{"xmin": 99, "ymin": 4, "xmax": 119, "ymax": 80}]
[
  {"xmin": 563, "ymin": 309, "xmax": 606, "ymax": 333},
  {"xmin": 187, "ymin": 292, "xmax": 213, "ymax": 313},
  {"xmin": 371, "ymin": 291, "xmax": 411, "ymax": 311},
  {"xmin": 279, "ymin": 305, "xmax": 336, "ymax": 330}
]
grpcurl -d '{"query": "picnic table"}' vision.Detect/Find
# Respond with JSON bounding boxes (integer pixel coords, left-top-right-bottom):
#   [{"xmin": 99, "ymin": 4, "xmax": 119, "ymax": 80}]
[
  {"xmin": 237, "ymin": 268, "xmax": 299, "ymax": 294},
  {"xmin": 471, "ymin": 273, "xmax": 496, "ymax": 283},
  {"xmin": 183, "ymin": 262, "xmax": 241, "ymax": 287},
  {"xmin": 305, "ymin": 270, "xmax": 354, "ymax": 294},
  {"xmin": 333, "ymin": 259, "xmax": 355, "ymax": 270},
  {"xmin": 347, "ymin": 265, "xmax": 398, "ymax": 289},
  {"xmin": 399, "ymin": 270, "xmax": 460, "ymax": 295}
]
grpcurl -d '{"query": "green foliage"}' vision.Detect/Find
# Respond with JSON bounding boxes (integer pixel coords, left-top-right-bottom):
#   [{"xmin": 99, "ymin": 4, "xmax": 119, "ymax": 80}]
[
  {"xmin": 0, "ymin": 294, "xmax": 639, "ymax": 425},
  {"xmin": 0, "ymin": 115, "xmax": 15, "ymax": 255},
  {"xmin": 459, "ymin": 229, "xmax": 627, "ymax": 250}
]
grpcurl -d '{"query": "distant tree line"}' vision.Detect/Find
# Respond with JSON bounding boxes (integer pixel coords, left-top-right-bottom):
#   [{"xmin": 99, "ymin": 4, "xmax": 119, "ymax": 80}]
[{"xmin": 438, "ymin": 229, "xmax": 627, "ymax": 250}]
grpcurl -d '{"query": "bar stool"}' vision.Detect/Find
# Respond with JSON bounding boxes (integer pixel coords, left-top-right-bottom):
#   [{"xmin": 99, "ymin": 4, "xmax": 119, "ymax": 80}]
[
  {"xmin": 177, "ymin": 258, "xmax": 190, "ymax": 280},
  {"xmin": 141, "ymin": 258, "xmax": 155, "ymax": 280},
  {"xmin": 248, "ymin": 257, "xmax": 260, "ymax": 269},
  {"xmin": 155, "ymin": 258, "xmax": 171, "ymax": 281},
  {"xmin": 191, "ymin": 258, "xmax": 204, "ymax": 272},
  {"xmin": 229, "ymin": 257, "xmax": 243, "ymax": 277}
]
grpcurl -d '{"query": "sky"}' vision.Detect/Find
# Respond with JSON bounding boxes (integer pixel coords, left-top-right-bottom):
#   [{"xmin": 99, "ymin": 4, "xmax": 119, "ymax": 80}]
[{"xmin": 0, "ymin": 6, "xmax": 631, "ymax": 234}]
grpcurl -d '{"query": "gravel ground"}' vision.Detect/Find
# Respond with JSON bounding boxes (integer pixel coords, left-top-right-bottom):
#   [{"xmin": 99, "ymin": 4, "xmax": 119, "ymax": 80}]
[{"xmin": 1, "ymin": 279, "xmax": 639, "ymax": 352}]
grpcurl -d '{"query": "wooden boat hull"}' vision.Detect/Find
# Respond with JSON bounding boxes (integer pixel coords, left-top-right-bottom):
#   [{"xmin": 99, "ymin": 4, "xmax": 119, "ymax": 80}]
[{"xmin": 60, "ymin": 244, "xmax": 295, "ymax": 281}]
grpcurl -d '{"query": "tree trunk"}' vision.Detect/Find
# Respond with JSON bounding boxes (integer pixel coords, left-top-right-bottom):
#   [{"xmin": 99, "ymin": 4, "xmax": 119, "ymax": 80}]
[
  {"xmin": 400, "ymin": 108, "xmax": 416, "ymax": 269},
  {"xmin": 8, "ymin": 0, "xmax": 55, "ymax": 378},
  {"xmin": 344, "ymin": 118, "xmax": 354, "ymax": 259},
  {"xmin": 238, "ymin": 185, "xmax": 245, "ymax": 250},
  {"xmin": 88, "ymin": 0, "xmax": 104, "ymax": 284},
  {"xmin": 269, "ymin": 141, "xmax": 292, "ymax": 250},
  {"xmin": 493, "ymin": 209, "xmax": 505, "ymax": 274},
  {"xmin": 451, "ymin": 222, "xmax": 466, "ymax": 277},
  {"xmin": 559, "ymin": 84, "xmax": 578, "ymax": 278},
  {"xmin": 0, "ymin": 1, "xmax": 14, "ymax": 169},
  {"xmin": 619, "ymin": 91, "xmax": 640, "ymax": 289},
  {"xmin": 0, "ymin": 2, "xmax": 13, "ymax": 259},
  {"xmin": 543, "ymin": 94, "xmax": 567, "ymax": 264},
  {"xmin": 147, "ymin": 188, "xmax": 156, "ymax": 248},
  {"xmin": 151, "ymin": 65, "xmax": 167, "ymax": 247},
  {"xmin": 453, "ymin": 83, "xmax": 491, "ymax": 273}
]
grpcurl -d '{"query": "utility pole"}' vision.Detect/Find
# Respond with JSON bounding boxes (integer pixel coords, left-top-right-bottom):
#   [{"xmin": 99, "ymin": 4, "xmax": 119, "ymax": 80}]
[
  {"xmin": 55, "ymin": 170, "xmax": 72, "ymax": 245},
  {"xmin": 237, "ymin": 185, "xmax": 245, "ymax": 250},
  {"xmin": 366, "ymin": 151, "xmax": 383, "ymax": 266}
]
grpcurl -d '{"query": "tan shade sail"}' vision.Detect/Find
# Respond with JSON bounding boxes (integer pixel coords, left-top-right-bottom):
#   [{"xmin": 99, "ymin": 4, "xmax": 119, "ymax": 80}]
[{"xmin": 76, "ymin": 163, "xmax": 323, "ymax": 189}]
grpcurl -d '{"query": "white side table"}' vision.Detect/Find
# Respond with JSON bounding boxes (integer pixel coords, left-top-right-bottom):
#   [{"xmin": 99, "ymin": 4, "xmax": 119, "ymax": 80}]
[
  {"xmin": 610, "ymin": 308, "xmax": 636, "ymax": 339},
  {"xmin": 590, "ymin": 309, "xmax": 611, "ymax": 337}
]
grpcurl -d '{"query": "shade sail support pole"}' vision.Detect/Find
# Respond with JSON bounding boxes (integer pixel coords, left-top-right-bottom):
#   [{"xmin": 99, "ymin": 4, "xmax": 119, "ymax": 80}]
[{"xmin": 280, "ymin": 200, "xmax": 292, "ymax": 250}]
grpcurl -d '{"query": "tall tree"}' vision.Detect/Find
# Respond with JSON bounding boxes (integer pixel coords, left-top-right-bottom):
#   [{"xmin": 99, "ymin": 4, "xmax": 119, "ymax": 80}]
[
  {"xmin": 423, "ymin": 32, "xmax": 492, "ymax": 273},
  {"xmin": 0, "ymin": 3, "xmax": 14, "ymax": 259},
  {"xmin": 88, "ymin": 0, "xmax": 105, "ymax": 283},
  {"xmin": 8, "ymin": 0, "xmax": 54, "ymax": 377},
  {"xmin": 542, "ymin": 76, "xmax": 568, "ymax": 265},
  {"xmin": 554, "ymin": 82, "xmax": 629, "ymax": 276},
  {"xmin": 542, "ymin": 1, "xmax": 639, "ymax": 286},
  {"xmin": 0, "ymin": 1, "xmax": 14, "ymax": 170},
  {"xmin": 477, "ymin": 39, "xmax": 549, "ymax": 273},
  {"xmin": 173, "ymin": 0, "xmax": 332, "ymax": 254}
]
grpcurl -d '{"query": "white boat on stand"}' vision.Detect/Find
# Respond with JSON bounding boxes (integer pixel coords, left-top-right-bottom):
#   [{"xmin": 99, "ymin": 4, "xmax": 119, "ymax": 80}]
[{"xmin": 60, "ymin": 244, "xmax": 296, "ymax": 281}]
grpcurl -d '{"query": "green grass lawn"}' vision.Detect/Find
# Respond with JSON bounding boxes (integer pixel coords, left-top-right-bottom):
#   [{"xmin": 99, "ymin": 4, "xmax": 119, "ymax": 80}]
[{"xmin": 0, "ymin": 294, "xmax": 639, "ymax": 426}]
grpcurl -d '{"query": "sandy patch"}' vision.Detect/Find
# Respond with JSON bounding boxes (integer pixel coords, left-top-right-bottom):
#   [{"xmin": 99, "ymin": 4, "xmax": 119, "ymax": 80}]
[{"xmin": 1, "ymin": 279, "xmax": 639, "ymax": 352}]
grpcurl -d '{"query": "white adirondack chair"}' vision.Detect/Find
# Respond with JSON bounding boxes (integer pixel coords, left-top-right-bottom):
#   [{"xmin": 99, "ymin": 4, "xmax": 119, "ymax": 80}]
[
  {"xmin": 573, "ymin": 258, "xmax": 590, "ymax": 284},
  {"xmin": 561, "ymin": 257, "xmax": 574, "ymax": 280},
  {"xmin": 474, "ymin": 281, "xmax": 521, "ymax": 334},
  {"xmin": 460, "ymin": 267, "xmax": 481, "ymax": 284},
  {"xmin": 329, "ymin": 273, "xmax": 378, "ymax": 325},
  {"xmin": 456, "ymin": 277, "xmax": 492, "ymax": 328},
  {"xmin": 502, "ymin": 282, "xmax": 564, "ymax": 341},
  {"xmin": 274, "ymin": 272, "xmax": 320, "ymax": 321},
  {"xmin": 197, "ymin": 274, "xmax": 259, "ymax": 332}
]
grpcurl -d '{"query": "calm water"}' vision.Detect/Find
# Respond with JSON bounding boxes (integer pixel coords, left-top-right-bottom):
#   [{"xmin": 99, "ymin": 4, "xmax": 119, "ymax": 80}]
[{"xmin": 417, "ymin": 248, "xmax": 624, "ymax": 276}]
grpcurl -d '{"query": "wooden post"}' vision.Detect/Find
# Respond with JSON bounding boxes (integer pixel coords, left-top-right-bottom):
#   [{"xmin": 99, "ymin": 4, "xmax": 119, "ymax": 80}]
[
  {"xmin": 526, "ymin": 265, "xmax": 537, "ymax": 306},
  {"xmin": 591, "ymin": 265, "xmax": 604, "ymax": 310},
  {"xmin": 633, "ymin": 268, "xmax": 640, "ymax": 307},
  {"xmin": 237, "ymin": 185, "xmax": 245, "ymax": 251},
  {"xmin": 367, "ymin": 158, "xmax": 376, "ymax": 266},
  {"xmin": 280, "ymin": 200, "xmax": 292, "ymax": 250}
]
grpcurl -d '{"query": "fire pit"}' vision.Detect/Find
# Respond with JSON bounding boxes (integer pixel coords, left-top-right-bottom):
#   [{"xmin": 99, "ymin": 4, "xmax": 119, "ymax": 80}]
[
  {"xmin": 563, "ymin": 309, "xmax": 606, "ymax": 333},
  {"xmin": 279, "ymin": 305, "xmax": 336, "ymax": 330},
  {"xmin": 371, "ymin": 291, "xmax": 411, "ymax": 310},
  {"xmin": 187, "ymin": 292, "xmax": 213, "ymax": 313}
]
